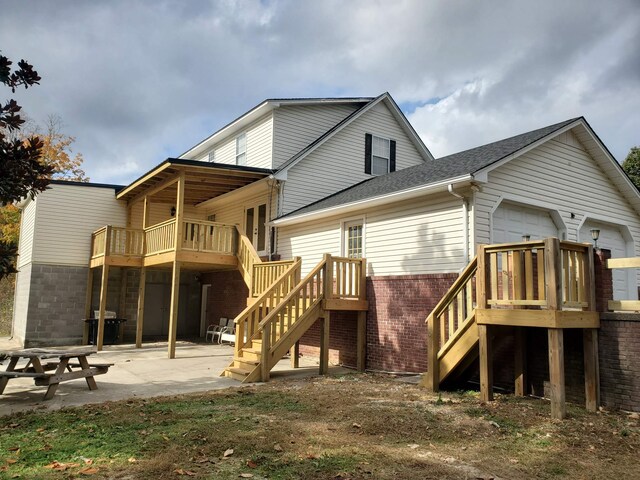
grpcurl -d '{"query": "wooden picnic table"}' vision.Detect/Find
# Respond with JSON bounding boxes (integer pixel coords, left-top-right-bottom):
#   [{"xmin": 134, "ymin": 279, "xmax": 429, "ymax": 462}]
[{"xmin": 0, "ymin": 348, "xmax": 113, "ymax": 400}]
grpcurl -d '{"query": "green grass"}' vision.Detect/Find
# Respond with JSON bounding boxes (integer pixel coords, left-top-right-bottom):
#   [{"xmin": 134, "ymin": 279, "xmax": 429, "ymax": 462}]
[{"xmin": 0, "ymin": 375, "xmax": 638, "ymax": 479}]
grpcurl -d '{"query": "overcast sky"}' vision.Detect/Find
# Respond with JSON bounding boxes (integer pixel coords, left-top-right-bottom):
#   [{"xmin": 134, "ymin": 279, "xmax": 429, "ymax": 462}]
[{"xmin": 1, "ymin": 0, "xmax": 638, "ymax": 185}]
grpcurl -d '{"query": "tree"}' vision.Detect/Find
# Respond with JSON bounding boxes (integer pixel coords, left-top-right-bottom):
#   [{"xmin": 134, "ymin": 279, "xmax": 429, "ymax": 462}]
[
  {"xmin": 0, "ymin": 53, "xmax": 51, "ymax": 204},
  {"xmin": 622, "ymin": 146, "xmax": 640, "ymax": 190},
  {"xmin": 38, "ymin": 114, "xmax": 89, "ymax": 181},
  {"xmin": 0, "ymin": 52, "xmax": 50, "ymax": 279}
]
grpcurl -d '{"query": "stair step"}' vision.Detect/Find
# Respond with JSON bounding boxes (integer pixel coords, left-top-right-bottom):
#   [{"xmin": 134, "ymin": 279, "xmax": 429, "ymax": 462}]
[
  {"xmin": 234, "ymin": 358, "xmax": 259, "ymax": 370},
  {"xmin": 225, "ymin": 367, "xmax": 251, "ymax": 382},
  {"xmin": 241, "ymin": 348, "xmax": 261, "ymax": 361}
]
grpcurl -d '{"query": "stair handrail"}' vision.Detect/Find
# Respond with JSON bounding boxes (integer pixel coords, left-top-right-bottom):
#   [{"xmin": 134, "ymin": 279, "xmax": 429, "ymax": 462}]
[
  {"xmin": 257, "ymin": 256, "xmax": 328, "ymax": 378},
  {"xmin": 236, "ymin": 227, "xmax": 262, "ymax": 288},
  {"xmin": 233, "ymin": 257, "xmax": 302, "ymax": 358},
  {"xmin": 424, "ymin": 255, "xmax": 477, "ymax": 391}
]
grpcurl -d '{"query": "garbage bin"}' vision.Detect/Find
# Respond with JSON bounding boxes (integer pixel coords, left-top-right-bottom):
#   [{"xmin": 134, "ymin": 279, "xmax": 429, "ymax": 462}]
[{"xmin": 85, "ymin": 318, "xmax": 126, "ymax": 345}]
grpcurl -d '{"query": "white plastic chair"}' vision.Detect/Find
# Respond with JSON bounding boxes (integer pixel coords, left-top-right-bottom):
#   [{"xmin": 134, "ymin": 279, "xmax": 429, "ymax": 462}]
[
  {"xmin": 206, "ymin": 317, "xmax": 228, "ymax": 343},
  {"xmin": 219, "ymin": 320, "xmax": 236, "ymax": 345}
]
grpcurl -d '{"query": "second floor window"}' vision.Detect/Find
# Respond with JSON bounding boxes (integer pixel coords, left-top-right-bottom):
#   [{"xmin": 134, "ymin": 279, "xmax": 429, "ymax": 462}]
[
  {"xmin": 236, "ymin": 133, "xmax": 247, "ymax": 166},
  {"xmin": 208, "ymin": 150, "xmax": 215, "ymax": 162},
  {"xmin": 365, "ymin": 133, "xmax": 396, "ymax": 175}
]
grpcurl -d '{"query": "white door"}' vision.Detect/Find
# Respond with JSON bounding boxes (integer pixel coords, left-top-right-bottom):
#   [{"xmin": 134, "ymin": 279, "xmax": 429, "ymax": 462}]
[
  {"xmin": 245, "ymin": 203, "xmax": 267, "ymax": 255},
  {"xmin": 200, "ymin": 284, "xmax": 211, "ymax": 337},
  {"xmin": 492, "ymin": 202, "xmax": 559, "ymax": 243},
  {"xmin": 579, "ymin": 221, "xmax": 632, "ymax": 301}
]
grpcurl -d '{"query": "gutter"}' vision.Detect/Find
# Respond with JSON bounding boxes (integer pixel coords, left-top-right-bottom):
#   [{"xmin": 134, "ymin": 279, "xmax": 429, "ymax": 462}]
[
  {"xmin": 447, "ymin": 184, "xmax": 469, "ymax": 265},
  {"xmin": 271, "ymin": 174, "xmax": 473, "ymax": 227}
]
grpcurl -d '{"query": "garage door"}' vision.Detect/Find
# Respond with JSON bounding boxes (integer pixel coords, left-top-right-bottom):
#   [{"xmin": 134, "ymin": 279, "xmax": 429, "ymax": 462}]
[
  {"xmin": 492, "ymin": 202, "xmax": 559, "ymax": 244},
  {"xmin": 579, "ymin": 221, "xmax": 629, "ymax": 301}
]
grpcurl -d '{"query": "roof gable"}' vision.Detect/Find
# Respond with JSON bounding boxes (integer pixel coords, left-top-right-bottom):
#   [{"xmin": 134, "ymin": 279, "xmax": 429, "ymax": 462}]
[
  {"xmin": 179, "ymin": 97, "xmax": 374, "ymax": 161},
  {"xmin": 273, "ymin": 92, "xmax": 434, "ymax": 179},
  {"xmin": 274, "ymin": 117, "xmax": 640, "ymax": 224}
]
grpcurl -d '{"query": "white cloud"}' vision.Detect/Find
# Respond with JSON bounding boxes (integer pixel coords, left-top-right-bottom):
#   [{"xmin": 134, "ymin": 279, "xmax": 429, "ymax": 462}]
[{"xmin": 1, "ymin": 0, "xmax": 638, "ymax": 182}]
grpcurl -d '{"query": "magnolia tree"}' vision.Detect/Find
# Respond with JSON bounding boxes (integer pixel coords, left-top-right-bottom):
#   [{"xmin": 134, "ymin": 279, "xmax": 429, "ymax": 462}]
[{"xmin": 0, "ymin": 52, "xmax": 51, "ymax": 279}]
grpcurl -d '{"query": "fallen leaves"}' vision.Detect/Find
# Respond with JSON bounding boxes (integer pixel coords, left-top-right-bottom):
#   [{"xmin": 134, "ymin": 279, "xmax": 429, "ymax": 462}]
[
  {"xmin": 44, "ymin": 461, "xmax": 80, "ymax": 471},
  {"xmin": 223, "ymin": 448, "xmax": 234, "ymax": 458},
  {"xmin": 174, "ymin": 468, "xmax": 197, "ymax": 476}
]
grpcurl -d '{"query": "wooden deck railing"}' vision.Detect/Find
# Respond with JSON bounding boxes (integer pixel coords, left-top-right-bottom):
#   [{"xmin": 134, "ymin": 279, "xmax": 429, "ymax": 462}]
[
  {"xmin": 234, "ymin": 258, "xmax": 302, "ymax": 359},
  {"xmin": 480, "ymin": 239, "xmax": 594, "ymax": 310},
  {"xmin": 90, "ymin": 226, "xmax": 144, "ymax": 258},
  {"xmin": 91, "ymin": 227, "xmax": 107, "ymax": 258},
  {"xmin": 252, "ymin": 259, "xmax": 298, "ymax": 297},
  {"xmin": 425, "ymin": 238, "xmax": 596, "ymax": 391},
  {"xmin": 259, "ymin": 256, "xmax": 327, "ymax": 381},
  {"xmin": 606, "ymin": 257, "xmax": 640, "ymax": 311},
  {"xmin": 237, "ymin": 229, "xmax": 262, "ymax": 287},
  {"xmin": 109, "ymin": 227, "xmax": 144, "ymax": 256},
  {"xmin": 144, "ymin": 219, "xmax": 176, "ymax": 255},
  {"xmin": 326, "ymin": 256, "xmax": 367, "ymax": 300},
  {"xmin": 181, "ymin": 219, "xmax": 235, "ymax": 255}
]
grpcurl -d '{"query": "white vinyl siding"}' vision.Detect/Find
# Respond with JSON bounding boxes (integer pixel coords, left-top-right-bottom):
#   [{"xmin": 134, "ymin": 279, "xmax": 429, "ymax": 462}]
[
  {"xmin": 272, "ymin": 104, "xmax": 361, "ymax": 168},
  {"xmin": 278, "ymin": 193, "xmax": 465, "ymax": 276},
  {"xmin": 16, "ymin": 199, "xmax": 36, "ymax": 268},
  {"xmin": 197, "ymin": 113, "xmax": 273, "ymax": 169},
  {"xmin": 129, "ymin": 202, "xmax": 203, "ymax": 229},
  {"xmin": 474, "ymin": 130, "xmax": 640, "ymax": 298},
  {"xmin": 198, "ymin": 182, "xmax": 274, "ymax": 237},
  {"xmin": 31, "ymin": 185, "xmax": 127, "ymax": 266},
  {"xmin": 281, "ymin": 102, "xmax": 426, "ymax": 215}
]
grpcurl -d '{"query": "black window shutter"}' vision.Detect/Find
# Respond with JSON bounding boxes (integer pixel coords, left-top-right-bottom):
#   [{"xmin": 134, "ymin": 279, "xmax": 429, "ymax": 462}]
[
  {"xmin": 389, "ymin": 140, "xmax": 396, "ymax": 172},
  {"xmin": 364, "ymin": 133, "xmax": 372, "ymax": 174}
]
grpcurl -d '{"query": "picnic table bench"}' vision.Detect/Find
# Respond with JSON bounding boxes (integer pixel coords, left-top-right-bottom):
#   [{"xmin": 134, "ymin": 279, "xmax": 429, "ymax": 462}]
[{"xmin": 0, "ymin": 348, "xmax": 113, "ymax": 400}]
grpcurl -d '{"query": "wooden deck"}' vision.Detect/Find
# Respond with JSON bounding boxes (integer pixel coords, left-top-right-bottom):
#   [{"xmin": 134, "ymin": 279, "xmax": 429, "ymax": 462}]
[
  {"xmin": 422, "ymin": 237, "xmax": 600, "ymax": 419},
  {"xmin": 223, "ymin": 254, "xmax": 368, "ymax": 383},
  {"xmin": 89, "ymin": 218, "xmax": 238, "ymax": 269}
]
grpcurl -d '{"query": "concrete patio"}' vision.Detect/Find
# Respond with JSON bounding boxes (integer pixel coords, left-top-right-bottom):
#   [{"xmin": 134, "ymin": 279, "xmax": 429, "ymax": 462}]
[{"xmin": 0, "ymin": 340, "xmax": 349, "ymax": 416}]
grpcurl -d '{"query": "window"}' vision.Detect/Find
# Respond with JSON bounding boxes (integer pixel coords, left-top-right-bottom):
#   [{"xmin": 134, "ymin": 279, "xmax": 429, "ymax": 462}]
[
  {"xmin": 365, "ymin": 133, "xmax": 396, "ymax": 175},
  {"xmin": 208, "ymin": 150, "xmax": 215, "ymax": 162},
  {"xmin": 343, "ymin": 220, "xmax": 364, "ymax": 259},
  {"xmin": 236, "ymin": 133, "xmax": 246, "ymax": 166}
]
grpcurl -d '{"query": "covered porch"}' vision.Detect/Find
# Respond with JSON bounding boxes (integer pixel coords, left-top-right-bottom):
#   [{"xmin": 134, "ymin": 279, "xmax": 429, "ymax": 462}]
[{"xmin": 84, "ymin": 159, "xmax": 274, "ymax": 358}]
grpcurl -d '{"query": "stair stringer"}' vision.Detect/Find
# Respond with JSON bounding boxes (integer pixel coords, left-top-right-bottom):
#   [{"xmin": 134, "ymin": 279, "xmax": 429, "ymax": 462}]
[{"xmin": 437, "ymin": 312, "xmax": 478, "ymax": 383}]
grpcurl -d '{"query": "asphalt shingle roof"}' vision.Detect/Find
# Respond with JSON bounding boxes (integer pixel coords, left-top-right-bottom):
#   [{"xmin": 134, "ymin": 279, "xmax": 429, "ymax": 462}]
[{"xmin": 277, "ymin": 117, "xmax": 580, "ymax": 220}]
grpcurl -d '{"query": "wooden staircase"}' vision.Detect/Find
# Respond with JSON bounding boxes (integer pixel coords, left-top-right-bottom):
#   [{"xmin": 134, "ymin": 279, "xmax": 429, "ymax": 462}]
[
  {"xmin": 223, "ymin": 254, "xmax": 367, "ymax": 383},
  {"xmin": 421, "ymin": 238, "xmax": 601, "ymax": 419}
]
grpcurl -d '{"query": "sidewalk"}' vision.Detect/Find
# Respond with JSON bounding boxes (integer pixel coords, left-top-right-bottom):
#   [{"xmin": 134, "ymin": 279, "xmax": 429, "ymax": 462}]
[{"xmin": 0, "ymin": 340, "xmax": 348, "ymax": 416}]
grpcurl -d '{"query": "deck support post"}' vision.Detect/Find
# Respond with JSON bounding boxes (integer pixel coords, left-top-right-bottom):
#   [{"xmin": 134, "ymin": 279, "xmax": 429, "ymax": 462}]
[
  {"xmin": 425, "ymin": 313, "xmax": 440, "ymax": 392},
  {"xmin": 514, "ymin": 327, "xmax": 527, "ymax": 396},
  {"xmin": 583, "ymin": 328, "xmax": 600, "ymax": 412},
  {"xmin": 319, "ymin": 310, "xmax": 330, "ymax": 375},
  {"xmin": 167, "ymin": 171, "xmax": 185, "ymax": 359},
  {"xmin": 261, "ymin": 328, "xmax": 271, "ymax": 382},
  {"xmin": 479, "ymin": 324, "xmax": 493, "ymax": 401},
  {"xmin": 135, "ymin": 267, "xmax": 147, "ymax": 348},
  {"xmin": 357, "ymin": 310, "xmax": 366, "ymax": 372},
  {"xmin": 118, "ymin": 268, "xmax": 128, "ymax": 342},
  {"xmin": 167, "ymin": 260, "xmax": 181, "ymax": 359},
  {"xmin": 83, "ymin": 267, "xmax": 94, "ymax": 345},
  {"xmin": 290, "ymin": 341, "xmax": 299, "ymax": 368},
  {"xmin": 97, "ymin": 263, "xmax": 109, "ymax": 351},
  {"xmin": 548, "ymin": 328, "xmax": 566, "ymax": 419},
  {"xmin": 583, "ymin": 246, "xmax": 599, "ymax": 412}
]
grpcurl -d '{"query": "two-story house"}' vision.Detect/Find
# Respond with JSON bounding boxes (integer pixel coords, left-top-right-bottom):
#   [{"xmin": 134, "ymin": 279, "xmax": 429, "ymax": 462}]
[{"xmin": 12, "ymin": 93, "xmax": 640, "ymax": 413}]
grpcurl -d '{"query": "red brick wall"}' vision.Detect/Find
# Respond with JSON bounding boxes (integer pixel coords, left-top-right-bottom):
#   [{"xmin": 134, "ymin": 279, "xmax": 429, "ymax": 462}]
[
  {"xmin": 200, "ymin": 270, "xmax": 248, "ymax": 327},
  {"xmin": 594, "ymin": 249, "xmax": 613, "ymax": 313},
  {"xmin": 599, "ymin": 316, "xmax": 640, "ymax": 412},
  {"xmin": 299, "ymin": 311, "xmax": 358, "ymax": 367},
  {"xmin": 365, "ymin": 273, "xmax": 458, "ymax": 373}
]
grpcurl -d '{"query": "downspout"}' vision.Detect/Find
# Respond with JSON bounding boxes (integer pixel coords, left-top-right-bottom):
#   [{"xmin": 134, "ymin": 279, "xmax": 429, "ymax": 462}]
[{"xmin": 448, "ymin": 184, "xmax": 469, "ymax": 265}]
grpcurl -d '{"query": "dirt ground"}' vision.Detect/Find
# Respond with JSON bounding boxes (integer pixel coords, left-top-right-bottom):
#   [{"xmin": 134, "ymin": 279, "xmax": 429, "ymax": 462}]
[{"xmin": 1, "ymin": 373, "xmax": 639, "ymax": 479}]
